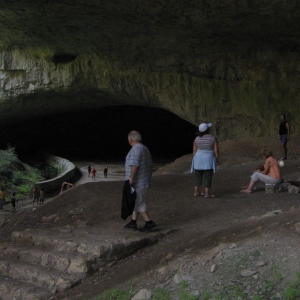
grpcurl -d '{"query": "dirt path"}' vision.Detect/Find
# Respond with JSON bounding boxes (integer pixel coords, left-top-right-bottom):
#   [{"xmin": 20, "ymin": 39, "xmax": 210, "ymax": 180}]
[
  {"xmin": 1, "ymin": 137, "xmax": 300, "ymax": 299},
  {"xmin": 74, "ymin": 162, "xmax": 125, "ymax": 185}
]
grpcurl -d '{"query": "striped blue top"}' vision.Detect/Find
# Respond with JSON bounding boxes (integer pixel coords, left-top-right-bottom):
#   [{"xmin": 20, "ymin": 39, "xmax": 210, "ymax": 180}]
[
  {"xmin": 191, "ymin": 134, "xmax": 217, "ymax": 173},
  {"xmin": 125, "ymin": 143, "xmax": 153, "ymax": 189}
]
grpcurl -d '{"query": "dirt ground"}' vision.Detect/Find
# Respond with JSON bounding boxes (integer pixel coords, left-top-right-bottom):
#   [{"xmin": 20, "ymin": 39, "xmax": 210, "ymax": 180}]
[{"xmin": 1, "ymin": 137, "xmax": 300, "ymax": 299}]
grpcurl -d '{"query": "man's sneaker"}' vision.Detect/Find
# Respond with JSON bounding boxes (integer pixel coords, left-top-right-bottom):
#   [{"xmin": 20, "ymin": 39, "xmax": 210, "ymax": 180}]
[
  {"xmin": 124, "ymin": 220, "xmax": 137, "ymax": 230},
  {"xmin": 139, "ymin": 221, "xmax": 156, "ymax": 232}
]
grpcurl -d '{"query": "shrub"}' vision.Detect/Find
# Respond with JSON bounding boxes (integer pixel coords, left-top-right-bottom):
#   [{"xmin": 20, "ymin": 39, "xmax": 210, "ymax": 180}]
[{"xmin": 0, "ymin": 148, "xmax": 43, "ymax": 197}]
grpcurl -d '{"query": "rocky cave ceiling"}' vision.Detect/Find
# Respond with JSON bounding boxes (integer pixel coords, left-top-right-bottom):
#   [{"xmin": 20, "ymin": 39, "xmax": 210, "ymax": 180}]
[{"xmin": 1, "ymin": 0, "xmax": 300, "ymax": 141}]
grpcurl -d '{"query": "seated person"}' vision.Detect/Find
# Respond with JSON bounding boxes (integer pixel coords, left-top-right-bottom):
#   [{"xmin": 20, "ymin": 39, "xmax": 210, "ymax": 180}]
[
  {"xmin": 241, "ymin": 149, "xmax": 282, "ymax": 193},
  {"xmin": 60, "ymin": 181, "xmax": 74, "ymax": 193}
]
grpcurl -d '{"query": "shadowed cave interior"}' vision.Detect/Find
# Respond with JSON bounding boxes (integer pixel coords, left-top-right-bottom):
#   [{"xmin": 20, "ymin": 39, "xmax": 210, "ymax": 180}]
[{"xmin": 1, "ymin": 106, "xmax": 198, "ymax": 163}]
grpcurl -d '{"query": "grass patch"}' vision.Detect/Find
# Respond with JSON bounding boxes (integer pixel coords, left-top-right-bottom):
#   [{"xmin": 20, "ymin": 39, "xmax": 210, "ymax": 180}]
[
  {"xmin": 100, "ymin": 288, "xmax": 131, "ymax": 300},
  {"xmin": 93, "ymin": 272, "xmax": 300, "ymax": 300}
]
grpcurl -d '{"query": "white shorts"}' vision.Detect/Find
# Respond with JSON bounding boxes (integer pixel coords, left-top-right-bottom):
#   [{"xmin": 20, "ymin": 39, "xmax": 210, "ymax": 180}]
[
  {"xmin": 134, "ymin": 188, "xmax": 148, "ymax": 212},
  {"xmin": 251, "ymin": 172, "xmax": 282, "ymax": 185}
]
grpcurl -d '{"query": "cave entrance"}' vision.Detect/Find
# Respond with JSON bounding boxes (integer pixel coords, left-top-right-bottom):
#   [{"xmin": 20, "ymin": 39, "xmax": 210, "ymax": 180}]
[{"xmin": 2, "ymin": 106, "xmax": 197, "ymax": 162}]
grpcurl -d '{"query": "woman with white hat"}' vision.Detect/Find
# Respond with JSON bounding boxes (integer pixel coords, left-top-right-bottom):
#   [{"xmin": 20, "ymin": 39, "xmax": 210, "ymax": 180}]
[{"xmin": 191, "ymin": 123, "xmax": 219, "ymax": 198}]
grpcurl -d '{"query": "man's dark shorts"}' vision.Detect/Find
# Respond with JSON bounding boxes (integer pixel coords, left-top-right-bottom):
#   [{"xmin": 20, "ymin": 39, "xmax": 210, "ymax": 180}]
[
  {"xmin": 194, "ymin": 169, "xmax": 214, "ymax": 188},
  {"xmin": 279, "ymin": 134, "xmax": 288, "ymax": 144}
]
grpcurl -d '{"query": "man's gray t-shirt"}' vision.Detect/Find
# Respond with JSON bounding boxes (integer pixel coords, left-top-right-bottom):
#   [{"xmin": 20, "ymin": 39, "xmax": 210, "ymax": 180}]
[{"xmin": 125, "ymin": 143, "xmax": 153, "ymax": 189}]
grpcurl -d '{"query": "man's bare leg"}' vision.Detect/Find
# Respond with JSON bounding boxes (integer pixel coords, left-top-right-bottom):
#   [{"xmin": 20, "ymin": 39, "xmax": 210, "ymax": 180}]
[
  {"xmin": 132, "ymin": 211, "xmax": 151, "ymax": 222},
  {"xmin": 280, "ymin": 142, "xmax": 287, "ymax": 159}
]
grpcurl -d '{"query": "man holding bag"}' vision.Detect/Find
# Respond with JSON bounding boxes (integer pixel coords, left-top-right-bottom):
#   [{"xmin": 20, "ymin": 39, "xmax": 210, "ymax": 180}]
[{"xmin": 123, "ymin": 131, "xmax": 156, "ymax": 232}]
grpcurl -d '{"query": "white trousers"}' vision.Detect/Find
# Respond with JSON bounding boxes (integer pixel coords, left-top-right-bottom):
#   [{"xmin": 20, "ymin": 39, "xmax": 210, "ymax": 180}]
[{"xmin": 251, "ymin": 172, "xmax": 282, "ymax": 184}]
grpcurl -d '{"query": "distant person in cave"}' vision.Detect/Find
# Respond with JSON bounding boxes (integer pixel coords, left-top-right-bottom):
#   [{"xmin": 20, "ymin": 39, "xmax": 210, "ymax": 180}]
[
  {"xmin": 91, "ymin": 167, "xmax": 97, "ymax": 181},
  {"xmin": 278, "ymin": 114, "xmax": 290, "ymax": 160},
  {"xmin": 0, "ymin": 188, "xmax": 5, "ymax": 210},
  {"xmin": 11, "ymin": 193, "xmax": 16, "ymax": 212},
  {"xmin": 39, "ymin": 188, "xmax": 44, "ymax": 204},
  {"xmin": 191, "ymin": 122, "xmax": 219, "ymax": 198},
  {"xmin": 32, "ymin": 187, "xmax": 39, "ymax": 205},
  {"xmin": 104, "ymin": 166, "xmax": 108, "ymax": 178},
  {"xmin": 60, "ymin": 181, "xmax": 74, "ymax": 193},
  {"xmin": 88, "ymin": 165, "xmax": 92, "ymax": 177}
]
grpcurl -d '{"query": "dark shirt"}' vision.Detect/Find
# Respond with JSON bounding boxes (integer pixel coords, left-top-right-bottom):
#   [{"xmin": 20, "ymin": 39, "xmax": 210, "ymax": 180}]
[
  {"xmin": 279, "ymin": 120, "xmax": 288, "ymax": 135},
  {"xmin": 11, "ymin": 196, "xmax": 16, "ymax": 206}
]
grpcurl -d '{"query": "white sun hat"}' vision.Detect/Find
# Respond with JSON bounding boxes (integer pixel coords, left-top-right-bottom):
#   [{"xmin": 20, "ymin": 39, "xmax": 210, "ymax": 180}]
[{"xmin": 199, "ymin": 123, "xmax": 212, "ymax": 132}]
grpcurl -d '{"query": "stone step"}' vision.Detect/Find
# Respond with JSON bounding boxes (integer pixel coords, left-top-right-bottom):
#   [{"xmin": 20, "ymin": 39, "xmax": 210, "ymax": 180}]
[
  {"xmin": 0, "ymin": 276, "xmax": 52, "ymax": 300},
  {"xmin": 4, "ymin": 226, "xmax": 177, "ymax": 298},
  {"xmin": 11, "ymin": 229, "xmax": 101, "ymax": 256},
  {"xmin": 11, "ymin": 230, "xmax": 81, "ymax": 253},
  {"xmin": 0, "ymin": 243, "xmax": 88, "ymax": 274},
  {"xmin": 0, "ymin": 260, "xmax": 81, "ymax": 293},
  {"xmin": 11, "ymin": 227, "xmax": 178, "ymax": 262}
]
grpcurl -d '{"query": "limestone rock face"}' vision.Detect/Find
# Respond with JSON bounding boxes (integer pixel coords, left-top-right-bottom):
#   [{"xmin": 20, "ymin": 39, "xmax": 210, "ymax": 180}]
[{"xmin": 0, "ymin": 1, "xmax": 300, "ymax": 139}]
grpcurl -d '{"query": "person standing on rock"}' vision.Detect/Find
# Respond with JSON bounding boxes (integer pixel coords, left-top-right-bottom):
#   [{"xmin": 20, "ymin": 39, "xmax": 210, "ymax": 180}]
[
  {"xmin": 191, "ymin": 122, "xmax": 219, "ymax": 198},
  {"xmin": 123, "ymin": 130, "xmax": 156, "ymax": 232},
  {"xmin": 278, "ymin": 114, "xmax": 290, "ymax": 160},
  {"xmin": 91, "ymin": 167, "xmax": 96, "ymax": 181}
]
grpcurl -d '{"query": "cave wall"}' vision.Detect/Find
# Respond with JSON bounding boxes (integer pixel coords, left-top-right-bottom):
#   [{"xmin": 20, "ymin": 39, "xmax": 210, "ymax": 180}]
[{"xmin": 1, "ymin": 0, "xmax": 300, "ymax": 140}]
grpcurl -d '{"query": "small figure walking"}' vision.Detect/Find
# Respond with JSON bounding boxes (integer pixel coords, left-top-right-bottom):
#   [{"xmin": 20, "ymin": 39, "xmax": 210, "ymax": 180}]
[
  {"xmin": 88, "ymin": 165, "xmax": 92, "ymax": 177},
  {"xmin": 0, "ymin": 188, "xmax": 5, "ymax": 210},
  {"xmin": 39, "ymin": 188, "xmax": 44, "ymax": 204},
  {"xmin": 11, "ymin": 193, "xmax": 16, "ymax": 212},
  {"xmin": 104, "ymin": 166, "xmax": 108, "ymax": 178},
  {"xmin": 32, "ymin": 187, "xmax": 39, "ymax": 205},
  {"xmin": 91, "ymin": 167, "xmax": 96, "ymax": 181},
  {"xmin": 278, "ymin": 114, "xmax": 290, "ymax": 160}
]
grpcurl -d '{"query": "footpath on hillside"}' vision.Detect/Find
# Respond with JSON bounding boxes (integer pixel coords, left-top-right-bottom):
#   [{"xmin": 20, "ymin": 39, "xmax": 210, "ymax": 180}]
[
  {"xmin": 0, "ymin": 137, "xmax": 300, "ymax": 300},
  {"xmin": 0, "ymin": 162, "xmax": 124, "ymax": 219}
]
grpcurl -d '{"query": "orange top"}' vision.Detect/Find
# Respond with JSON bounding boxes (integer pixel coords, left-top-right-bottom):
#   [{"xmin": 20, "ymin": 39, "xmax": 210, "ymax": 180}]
[{"xmin": 266, "ymin": 156, "xmax": 282, "ymax": 179}]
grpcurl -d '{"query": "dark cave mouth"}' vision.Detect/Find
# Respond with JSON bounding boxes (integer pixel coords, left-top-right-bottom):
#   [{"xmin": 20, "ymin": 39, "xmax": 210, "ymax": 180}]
[
  {"xmin": 1, "ymin": 105, "xmax": 197, "ymax": 162},
  {"xmin": 52, "ymin": 53, "xmax": 77, "ymax": 64}
]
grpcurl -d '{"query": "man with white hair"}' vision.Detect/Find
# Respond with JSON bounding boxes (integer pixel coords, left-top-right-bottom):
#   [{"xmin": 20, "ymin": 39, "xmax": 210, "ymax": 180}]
[{"xmin": 124, "ymin": 130, "xmax": 156, "ymax": 232}]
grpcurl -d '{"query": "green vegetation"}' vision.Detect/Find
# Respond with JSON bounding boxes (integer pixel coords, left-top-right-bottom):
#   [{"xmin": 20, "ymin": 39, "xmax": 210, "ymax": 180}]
[
  {"xmin": 211, "ymin": 273, "xmax": 300, "ymax": 300},
  {"xmin": 100, "ymin": 288, "xmax": 131, "ymax": 300},
  {"xmin": 282, "ymin": 273, "xmax": 300, "ymax": 300},
  {"xmin": 215, "ymin": 284, "xmax": 245, "ymax": 300},
  {"xmin": 0, "ymin": 147, "xmax": 43, "ymax": 198},
  {"xmin": 152, "ymin": 288, "xmax": 171, "ymax": 300},
  {"xmin": 202, "ymin": 291, "xmax": 212, "ymax": 300},
  {"xmin": 96, "ymin": 280, "xmax": 197, "ymax": 300},
  {"xmin": 91, "ymin": 271, "xmax": 300, "ymax": 300},
  {"xmin": 38, "ymin": 163, "xmax": 58, "ymax": 179},
  {"xmin": 178, "ymin": 280, "xmax": 197, "ymax": 300}
]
